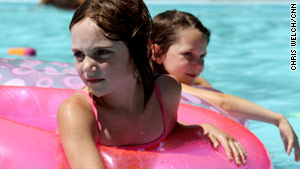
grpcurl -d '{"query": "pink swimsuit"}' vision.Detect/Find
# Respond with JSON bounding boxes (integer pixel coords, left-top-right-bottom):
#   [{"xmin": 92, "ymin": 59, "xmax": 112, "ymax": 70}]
[{"xmin": 78, "ymin": 82, "xmax": 167, "ymax": 151}]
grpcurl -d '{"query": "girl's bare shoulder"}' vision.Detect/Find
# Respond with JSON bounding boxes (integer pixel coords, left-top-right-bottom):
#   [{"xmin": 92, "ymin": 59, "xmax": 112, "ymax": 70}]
[
  {"xmin": 154, "ymin": 74, "xmax": 181, "ymax": 133},
  {"xmin": 57, "ymin": 90, "xmax": 96, "ymax": 128},
  {"xmin": 155, "ymin": 74, "xmax": 182, "ymax": 96}
]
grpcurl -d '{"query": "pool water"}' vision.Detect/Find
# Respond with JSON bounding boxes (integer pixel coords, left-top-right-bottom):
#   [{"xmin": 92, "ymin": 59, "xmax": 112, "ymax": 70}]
[{"xmin": 0, "ymin": 1, "xmax": 299, "ymax": 168}]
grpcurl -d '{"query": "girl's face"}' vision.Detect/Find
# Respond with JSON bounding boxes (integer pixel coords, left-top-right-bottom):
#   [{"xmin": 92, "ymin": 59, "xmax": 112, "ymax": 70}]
[
  {"xmin": 162, "ymin": 27, "xmax": 207, "ymax": 85},
  {"xmin": 70, "ymin": 18, "xmax": 135, "ymax": 97}
]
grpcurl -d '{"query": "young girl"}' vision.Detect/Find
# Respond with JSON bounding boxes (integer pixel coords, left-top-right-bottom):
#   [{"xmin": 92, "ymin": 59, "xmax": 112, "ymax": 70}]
[
  {"xmin": 57, "ymin": 1, "xmax": 247, "ymax": 168},
  {"xmin": 151, "ymin": 10, "xmax": 300, "ymax": 162}
]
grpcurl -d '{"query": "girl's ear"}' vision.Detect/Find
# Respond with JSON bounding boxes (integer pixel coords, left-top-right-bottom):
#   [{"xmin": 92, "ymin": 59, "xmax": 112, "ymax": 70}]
[{"xmin": 151, "ymin": 44, "xmax": 165, "ymax": 64}]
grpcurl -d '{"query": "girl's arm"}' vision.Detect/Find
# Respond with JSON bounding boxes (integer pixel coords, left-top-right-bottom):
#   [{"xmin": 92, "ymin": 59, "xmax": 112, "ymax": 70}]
[
  {"xmin": 159, "ymin": 75, "xmax": 246, "ymax": 165},
  {"xmin": 156, "ymin": 74, "xmax": 182, "ymax": 135},
  {"xmin": 182, "ymin": 83, "xmax": 300, "ymax": 161},
  {"xmin": 193, "ymin": 77, "xmax": 213, "ymax": 88},
  {"xmin": 176, "ymin": 121, "xmax": 247, "ymax": 166},
  {"xmin": 199, "ymin": 123, "xmax": 247, "ymax": 165},
  {"xmin": 57, "ymin": 94, "xmax": 105, "ymax": 169}
]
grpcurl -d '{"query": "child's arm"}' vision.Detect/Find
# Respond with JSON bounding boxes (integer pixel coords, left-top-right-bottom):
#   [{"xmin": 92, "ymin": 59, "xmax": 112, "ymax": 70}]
[
  {"xmin": 57, "ymin": 94, "xmax": 105, "ymax": 169},
  {"xmin": 159, "ymin": 75, "xmax": 247, "ymax": 165},
  {"xmin": 177, "ymin": 121, "xmax": 247, "ymax": 166},
  {"xmin": 193, "ymin": 77, "xmax": 213, "ymax": 88},
  {"xmin": 156, "ymin": 74, "xmax": 182, "ymax": 135},
  {"xmin": 182, "ymin": 83, "xmax": 300, "ymax": 161}
]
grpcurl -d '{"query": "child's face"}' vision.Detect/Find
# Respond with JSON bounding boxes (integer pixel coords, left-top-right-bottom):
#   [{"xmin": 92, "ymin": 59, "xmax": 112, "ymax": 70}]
[
  {"xmin": 162, "ymin": 27, "xmax": 207, "ymax": 85},
  {"xmin": 70, "ymin": 18, "xmax": 134, "ymax": 97}
]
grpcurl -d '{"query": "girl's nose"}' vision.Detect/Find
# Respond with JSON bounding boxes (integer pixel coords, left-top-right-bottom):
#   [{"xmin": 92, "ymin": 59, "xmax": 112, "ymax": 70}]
[
  {"xmin": 191, "ymin": 59, "xmax": 203, "ymax": 71},
  {"xmin": 191, "ymin": 63, "xmax": 200, "ymax": 71},
  {"xmin": 82, "ymin": 56, "xmax": 98, "ymax": 72}
]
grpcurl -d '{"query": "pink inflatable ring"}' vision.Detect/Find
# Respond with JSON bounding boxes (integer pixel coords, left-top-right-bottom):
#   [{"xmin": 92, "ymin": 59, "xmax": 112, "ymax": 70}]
[{"xmin": 0, "ymin": 86, "xmax": 273, "ymax": 169}]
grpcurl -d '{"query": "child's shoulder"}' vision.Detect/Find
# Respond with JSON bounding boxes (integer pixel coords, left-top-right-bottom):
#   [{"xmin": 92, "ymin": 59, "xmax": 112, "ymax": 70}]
[
  {"xmin": 154, "ymin": 74, "xmax": 181, "ymax": 107},
  {"xmin": 154, "ymin": 74, "xmax": 181, "ymax": 134},
  {"xmin": 57, "ymin": 89, "xmax": 94, "ymax": 120},
  {"xmin": 155, "ymin": 74, "xmax": 181, "ymax": 92},
  {"xmin": 57, "ymin": 89, "xmax": 99, "ymax": 142},
  {"xmin": 61, "ymin": 90, "xmax": 89, "ymax": 106}
]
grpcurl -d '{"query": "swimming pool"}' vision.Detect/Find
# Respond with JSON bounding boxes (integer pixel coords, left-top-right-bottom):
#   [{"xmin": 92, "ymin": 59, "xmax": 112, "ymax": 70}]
[{"xmin": 0, "ymin": 1, "xmax": 299, "ymax": 168}]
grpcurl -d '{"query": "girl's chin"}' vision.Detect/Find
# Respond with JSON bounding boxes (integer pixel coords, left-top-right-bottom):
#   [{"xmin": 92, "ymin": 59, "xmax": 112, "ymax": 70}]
[
  {"xmin": 88, "ymin": 88, "xmax": 105, "ymax": 97},
  {"xmin": 182, "ymin": 79, "xmax": 194, "ymax": 86},
  {"xmin": 184, "ymin": 77, "xmax": 196, "ymax": 85}
]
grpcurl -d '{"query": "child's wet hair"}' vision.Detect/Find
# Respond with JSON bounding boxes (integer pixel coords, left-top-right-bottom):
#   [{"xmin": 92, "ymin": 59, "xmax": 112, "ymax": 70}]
[{"xmin": 70, "ymin": 0, "xmax": 154, "ymax": 108}]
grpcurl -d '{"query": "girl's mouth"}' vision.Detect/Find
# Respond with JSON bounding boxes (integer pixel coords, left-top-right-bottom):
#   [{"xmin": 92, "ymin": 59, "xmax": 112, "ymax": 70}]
[
  {"xmin": 186, "ymin": 73, "xmax": 197, "ymax": 79},
  {"xmin": 86, "ymin": 78, "xmax": 104, "ymax": 84}
]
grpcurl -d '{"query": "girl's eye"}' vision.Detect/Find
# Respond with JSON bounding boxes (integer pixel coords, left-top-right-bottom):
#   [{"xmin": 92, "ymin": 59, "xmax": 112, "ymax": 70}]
[
  {"xmin": 197, "ymin": 57, "xmax": 204, "ymax": 65},
  {"xmin": 74, "ymin": 51, "xmax": 85, "ymax": 62},
  {"xmin": 183, "ymin": 52, "xmax": 193, "ymax": 61},
  {"xmin": 200, "ymin": 54, "xmax": 206, "ymax": 59},
  {"xmin": 95, "ymin": 50, "xmax": 110, "ymax": 60},
  {"xmin": 184, "ymin": 52, "xmax": 192, "ymax": 57},
  {"xmin": 197, "ymin": 54, "xmax": 206, "ymax": 64},
  {"xmin": 96, "ymin": 50, "xmax": 109, "ymax": 55}
]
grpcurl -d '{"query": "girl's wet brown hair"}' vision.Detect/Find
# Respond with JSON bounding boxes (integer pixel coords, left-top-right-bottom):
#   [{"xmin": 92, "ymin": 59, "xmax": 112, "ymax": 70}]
[
  {"xmin": 69, "ymin": 0, "xmax": 154, "ymax": 108},
  {"xmin": 151, "ymin": 10, "xmax": 211, "ymax": 74}
]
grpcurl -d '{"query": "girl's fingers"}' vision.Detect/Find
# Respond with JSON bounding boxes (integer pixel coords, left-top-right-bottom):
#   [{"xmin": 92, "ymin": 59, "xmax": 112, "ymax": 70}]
[
  {"xmin": 294, "ymin": 142, "xmax": 300, "ymax": 161},
  {"xmin": 238, "ymin": 141, "xmax": 247, "ymax": 157},
  {"xmin": 229, "ymin": 141, "xmax": 241, "ymax": 166},
  {"xmin": 209, "ymin": 135, "xmax": 219, "ymax": 149},
  {"xmin": 295, "ymin": 148, "xmax": 300, "ymax": 161},
  {"xmin": 218, "ymin": 138, "xmax": 233, "ymax": 161},
  {"xmin": 283, "ymin": 138, "xmax": 288, "ymax": 152},
  {"xmin": 287, "ymin": 140, "xmax": 293, "ymax": 155},
  {"xmin": 234, "ymin": 141, "xmax": 247, "ymax": 165}
]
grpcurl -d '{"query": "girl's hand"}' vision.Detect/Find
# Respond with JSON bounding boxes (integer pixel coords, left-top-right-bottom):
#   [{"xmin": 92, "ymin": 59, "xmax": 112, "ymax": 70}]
[
  {"xmin": 278, "ymin": 117, "xmax": 300, "ymax": 161},
  {"xmin": 200, "ymin": 123, "xmax": 247, "ymax": 166}
]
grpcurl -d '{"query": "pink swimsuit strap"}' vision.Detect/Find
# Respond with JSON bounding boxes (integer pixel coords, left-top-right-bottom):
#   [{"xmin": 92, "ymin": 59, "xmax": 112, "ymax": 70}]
[{"xmin": 76, "ymin": 82, "xmax": 167, "ymax": 151}]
